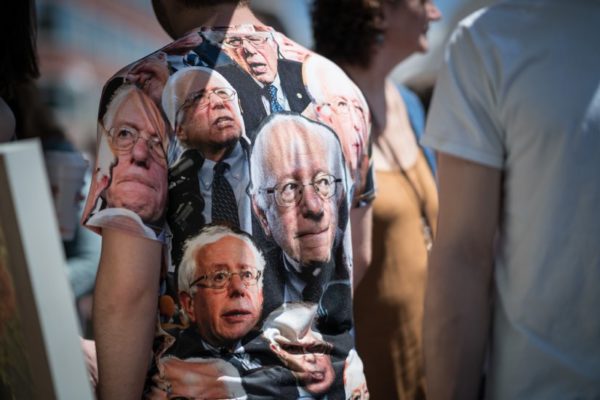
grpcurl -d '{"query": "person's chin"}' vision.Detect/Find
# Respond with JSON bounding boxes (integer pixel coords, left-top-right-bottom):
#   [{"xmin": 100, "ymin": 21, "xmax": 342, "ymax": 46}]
[
  {"xmin": 256, "ymin": 74, "xmax": 276, "ymax": 86},
  {"xmin": 209, "ymin": 133, "xmax": 240, "ymax": 153},
  {"xmin": 116, "ymin": 180, "xmax": 158, "ymax": 196},
  {"xmin": 306, "ymin": 377, "xmax": 333, "ymax": 395},
  {"xmin": 418, "ymin": 37, "xmax": 429, "ymax": 53},
  {"xmin": 220, "ymin": 325, "xmax": 253, "ymax": 343},
  {"xmin": 215, "ymin": 127, "xmax": 241, "ymax": 140},
  {"xmin": 296, "ymin": 236, "xmax": 333, "ymax": 263},
  {"xmin": 125, "ymin": 202, "xmax": 161, "ymax": 222},
  {"xmin": 299, "ymin": 249, "xmax": 332, "ymax": 265}
]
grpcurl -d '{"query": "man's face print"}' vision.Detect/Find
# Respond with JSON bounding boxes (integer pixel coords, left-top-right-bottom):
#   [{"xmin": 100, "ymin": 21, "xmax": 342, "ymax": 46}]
[
  {"xmin": 223, "ymin": 33, "xmax": 279, "ymax": 85},
  {"xmin": 181, "ymin": 236, "xmax": 263, "ymax": 348},
  {"xmin": 105, "ymin": 88, "xmax": 168, "ymax": 224},
  {"xmin": 255, "ymin": 120, "xmax": 341, "ymax": 265},
  {"xmin": 176, "ymin": 72, "xmax": 243, "ymax": 156}
]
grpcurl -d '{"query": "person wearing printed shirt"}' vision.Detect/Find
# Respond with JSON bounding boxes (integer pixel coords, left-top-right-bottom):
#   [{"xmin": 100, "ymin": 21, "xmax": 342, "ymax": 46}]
[{"xmin": 83, "ymin": 1, "xmax": 374, "ymax": 398}]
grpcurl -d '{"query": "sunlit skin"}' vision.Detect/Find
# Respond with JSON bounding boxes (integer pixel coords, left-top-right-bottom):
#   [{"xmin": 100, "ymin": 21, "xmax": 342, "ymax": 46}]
[
  {"xmin": 255, "ymin": 124, "xmax": 338, "ymax": 265},
  {"xmin": 179, "ymin": 236, "xmax": 263, "ymax": 349},
  {"xmin": 175, "ymin": 72, "xmax": 243, "ymax": 161},
  {"xmin": 271, "ymin": 334, "xmax": 335, "ymax": 395},
  {"xmin": 384, "ymin": 0, "xmax": 442, "ymax": 56},
  {"xmin": 224, "ymin": 34, "xmax": 279, "ymax": 85},
  {"xmin": 105, "ymin": 89, "xmax": 167, "ymax": 224}
]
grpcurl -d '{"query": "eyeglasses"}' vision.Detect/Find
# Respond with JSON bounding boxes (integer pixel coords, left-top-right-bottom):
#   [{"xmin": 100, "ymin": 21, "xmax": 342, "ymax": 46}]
[
  {"xmin": 190, "ymin": 267, "xmax": 262, "ymax": 290},
  {"xmin": 108, "ymin": 126, "xmax": 166, "ymax": 161},
  {"xmin": 178, "ymin": 87, "xmax": 236, "ymax": 116},
  {"xmin": 320, "ymin": 98, "xmax": 365, "ymax": 117},
  {"xmin": 260, "ymin": 173, "xmax": 341, "ymax": 207},
  {"xmin": 222, "ymin": 34, "xmax": 270, "ymax": 49},
  {"xmin": 279, "ymin": 341, "xmax": 332, "ymax": 356}
]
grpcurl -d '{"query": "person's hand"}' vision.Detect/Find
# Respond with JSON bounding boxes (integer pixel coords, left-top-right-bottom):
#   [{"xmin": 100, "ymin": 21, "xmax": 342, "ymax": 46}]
[
  {"xmin": 80, "ymin": 337, "xmax": 98, "ymax": 387},
  {"xmin": 276, "ymin": 35, "xmax": 309, "ymax": 62},
  {"xmin": 147, "ymin": 356, "xmax": 245, "ymax": 399},
  {"xmin": 126, "ymin": 52, "xmax": 169, "ymax": 105},
  {"xmin": 269, "ymin": 338, "xmax": 335, "ymax": 394},
  {"xmin": 162, "ymin": 33, "xmax": 203, "ymax": 55}
]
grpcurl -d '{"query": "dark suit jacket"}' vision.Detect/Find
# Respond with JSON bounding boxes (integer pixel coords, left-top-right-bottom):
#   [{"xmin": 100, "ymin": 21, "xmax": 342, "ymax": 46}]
[
  {"xmin": 258, "ymin": 241, "xmax": 353, "ymax": 400},
  {"xmin": 260, "ymin": 230, "xmax": 353, "ymax": 336},
  {"xmin": 166, "ymin": 148, "xmax": 206, "ymax": 274},
  {"xmin": 217, "ymin": 59, "xmax": 311, "ymax": 140},
  {"xmin": 166, "ymin": 143, "xmax": 253, "ymax": 285},
  {"xmin": 153, "ymin": 327, "xmax": 300, "ymax": 399}
]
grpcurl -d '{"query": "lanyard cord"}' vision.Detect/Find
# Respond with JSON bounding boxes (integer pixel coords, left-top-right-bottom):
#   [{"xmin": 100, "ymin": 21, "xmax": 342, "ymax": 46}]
[{"xmin": 372, "ymin": 115, "xmax": 434, "ymax": 250}]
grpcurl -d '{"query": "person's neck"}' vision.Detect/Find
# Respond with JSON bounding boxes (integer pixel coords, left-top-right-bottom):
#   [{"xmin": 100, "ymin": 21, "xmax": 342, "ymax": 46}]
[
  {"xmin": 343, "ymin": 49, "xmax": 407, "ymax": 135},
  {"xmin": 203, "ymin": 140, "xmax": 237, "ymax": 162},
  {"xmin": 170, "ymin": 4, "xmax": 265, "ymax": 38},
  {"xmin": 344, "ymin": 62, "xmax": 388, "ymax": 135}
]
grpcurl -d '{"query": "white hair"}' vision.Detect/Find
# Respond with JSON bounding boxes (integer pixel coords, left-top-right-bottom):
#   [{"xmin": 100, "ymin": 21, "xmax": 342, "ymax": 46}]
[
  {"xmin": 161, "ymin": 66, "xmax": 244, "ymax": 135},
  {"xmin": 178, "ymin": 225, "xmax": 266, "ymax": 294},
  {"xmin": 249, "ymin": 113, "xmax": 346, "ymax": 210},
  {"xmin": 102, "ymin": 83, "xmax": 138, "ymax": 132},
  {"xmin": 101, "ymin": 83, "xmax": 168, "ymax": 148},
  {"xmin": 97, "ymin": 83, "xmax": 167, "ymax": 186}
]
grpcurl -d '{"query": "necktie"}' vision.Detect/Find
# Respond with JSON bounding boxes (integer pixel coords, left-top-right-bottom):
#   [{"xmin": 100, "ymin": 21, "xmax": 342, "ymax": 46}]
[
  {"xmin": 212, "ymin": 162, "xmax": 240, "ymax": 228},
  {"xmin": 264, "ymin": 84, "xmax": 284, "ymax": 113},
  {"xmin": 184, "ymin": 51, "xmax": 201, "ymax": 66}
]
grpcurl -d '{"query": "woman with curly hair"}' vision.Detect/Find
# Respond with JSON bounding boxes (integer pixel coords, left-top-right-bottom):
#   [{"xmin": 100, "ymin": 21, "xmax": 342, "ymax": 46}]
[{"xmin": 312, "ymin": 1, "xmax": 441, "ymax": 398}]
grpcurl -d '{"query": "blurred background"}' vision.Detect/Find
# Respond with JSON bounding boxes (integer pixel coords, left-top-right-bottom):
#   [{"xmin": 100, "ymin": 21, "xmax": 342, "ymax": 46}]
[{"xmin": 36, "ymin": 0, "xmax": 493, "ymax": 158}]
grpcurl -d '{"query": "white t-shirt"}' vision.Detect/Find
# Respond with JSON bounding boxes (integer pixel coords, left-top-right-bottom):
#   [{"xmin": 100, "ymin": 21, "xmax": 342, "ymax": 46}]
[{"xmin": 423, "ymin": 1, "xmax": 600, "ymax": 398}]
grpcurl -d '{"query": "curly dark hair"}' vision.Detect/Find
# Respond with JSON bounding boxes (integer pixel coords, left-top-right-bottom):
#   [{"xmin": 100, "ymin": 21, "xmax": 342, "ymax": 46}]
[{"xmin": 312, "ymin": 0, "xmax": 400, "ymax": 68}]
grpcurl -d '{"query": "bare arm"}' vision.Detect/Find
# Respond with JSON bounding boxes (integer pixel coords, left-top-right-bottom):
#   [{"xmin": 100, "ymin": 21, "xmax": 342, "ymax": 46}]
[
  {"xmin": 350, "ymin": 204, "xmax": 373, "ymax": 289},
  {"xmin": 93, "ymin": 227, "xmax": 162, "ymax": 399},
  {"xmin": 423, "ymin": 153, "xmax": 502, "ymax": 400}
]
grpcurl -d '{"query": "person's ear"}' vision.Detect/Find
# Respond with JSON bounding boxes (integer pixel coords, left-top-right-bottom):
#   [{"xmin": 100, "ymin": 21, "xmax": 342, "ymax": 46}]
[
  {"xmin": 179, "ymin": 291, "xmax": 196, "ymax": 323},
  {"xmin": 252, "ymin": 195, "xmax": 271, "ymax": 237},
  {"xmin": 176, "ymin": 122, "xmax": 188, "ymax": 142}
]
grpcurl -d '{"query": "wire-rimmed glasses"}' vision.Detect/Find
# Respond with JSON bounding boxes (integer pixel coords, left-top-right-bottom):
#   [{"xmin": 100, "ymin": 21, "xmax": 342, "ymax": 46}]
[
  {"xmin": 177, "ymin": 87, "xmax": 236, "ymax": 116},
  {"xmin": 259, "ymin": 173, "xmax": 341, "ymax": 207},
  {"xmin": 108, "ymin": 125, "xmax": 166, "ymax": 162},
  {"xmin": 222, "ymin": 34, "xmax": 270, "ymax": 49},
  {"xmin": 190, "ymin": 267, "xmax": 262, "ymax": 290}
]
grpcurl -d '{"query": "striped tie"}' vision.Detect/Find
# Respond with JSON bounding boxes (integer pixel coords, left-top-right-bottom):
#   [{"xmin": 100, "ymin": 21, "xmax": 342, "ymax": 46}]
[
  {"xmin": 211, "ymin": 162, "xmax": 240, "ymax": 228},
  {"xmin": 264, "ymin": 84, "xmax": 284, "ymax": 113}
]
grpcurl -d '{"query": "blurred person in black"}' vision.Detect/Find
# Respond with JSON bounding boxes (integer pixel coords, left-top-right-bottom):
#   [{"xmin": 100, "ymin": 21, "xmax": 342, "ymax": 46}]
[
  {"xmin": 0, "ymin": 0, "xmax": 100, "ymax": 389},
  {"xmin": 313, "ymin": 0, "xmax": 441, "ymax": 398},
  {"xmin": 0, "ymin": 0, "xmax": 39, "ymax": 143}
]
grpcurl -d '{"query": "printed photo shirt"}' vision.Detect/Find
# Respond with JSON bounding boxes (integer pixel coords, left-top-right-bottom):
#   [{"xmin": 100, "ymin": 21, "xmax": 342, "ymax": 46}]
[{"xmin": 82, "ymin": 25, "xmax": 374, "ymax": 400}]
